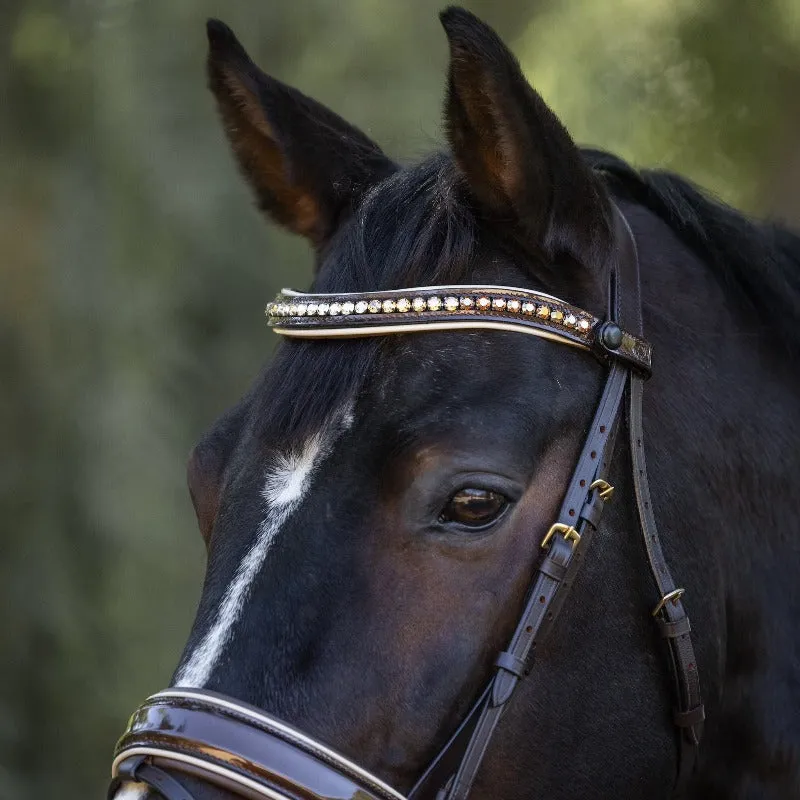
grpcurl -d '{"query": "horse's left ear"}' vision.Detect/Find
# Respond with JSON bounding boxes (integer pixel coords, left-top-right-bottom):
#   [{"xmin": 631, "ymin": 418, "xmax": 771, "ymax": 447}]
[
  {"xmin": 206, "ymin": 20, "xmax": 396, "ymax": 249},
  {"xmin": 440, "ymin": 7, "xmax": 613, "ymax": 270}
]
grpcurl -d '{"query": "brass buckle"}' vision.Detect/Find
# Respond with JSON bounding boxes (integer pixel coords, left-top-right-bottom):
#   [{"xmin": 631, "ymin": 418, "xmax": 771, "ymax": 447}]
[
  {"xmin": 541, "ymin": 523, "xmax": 581, "ymax": 551},
  {"xmin": 589, "ymin": 478, "xmax": 614, "ymax": 500},
  {"xmin": 652, "ymin": 588, "xmax": 685, "ymax": 617}
]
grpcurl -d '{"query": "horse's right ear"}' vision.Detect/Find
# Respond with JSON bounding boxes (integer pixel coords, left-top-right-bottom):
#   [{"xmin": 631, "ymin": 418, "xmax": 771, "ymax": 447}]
[
  {"xmin": 206, "ymin": 20, "xmax": 396, "ymax": 249},
  {"xmin": 440, "ymin": 8, "xmax": 612, "ymax": 271}
]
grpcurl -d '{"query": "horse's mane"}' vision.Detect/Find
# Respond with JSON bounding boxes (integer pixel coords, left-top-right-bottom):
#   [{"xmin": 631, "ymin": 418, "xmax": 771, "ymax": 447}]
[
  {"xmin": 262, "ymin": 151, "xmax": 800, "ymax": 443},
  {"xmin": 325, "ymin": 149, "xmax": 800, "ymax": 357},
  {"xmin": 583, "ymin": 149, "xmax": 800, "ymax": 356},
  {"xmin": 320, "ymin": 154, "xmax": 476, "ymax": 294}
]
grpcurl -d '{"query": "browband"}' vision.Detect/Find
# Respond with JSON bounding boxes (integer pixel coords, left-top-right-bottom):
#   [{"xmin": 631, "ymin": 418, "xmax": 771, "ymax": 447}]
[{"xmin": 266, "ymin": 284, "xmax": 652, "ymax": 375}]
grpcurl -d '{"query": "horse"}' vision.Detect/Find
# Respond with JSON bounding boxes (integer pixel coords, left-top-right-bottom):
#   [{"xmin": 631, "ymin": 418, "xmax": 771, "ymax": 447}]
[{"xmin": 109, "ymin": 7, "xmax": 800, "ymax": 800}]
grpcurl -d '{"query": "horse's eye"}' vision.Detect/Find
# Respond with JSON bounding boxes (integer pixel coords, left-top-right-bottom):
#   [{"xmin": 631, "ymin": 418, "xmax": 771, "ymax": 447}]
[{"xmin": 439, "ymin": 488, "xmax": 509, "ymax": 529}]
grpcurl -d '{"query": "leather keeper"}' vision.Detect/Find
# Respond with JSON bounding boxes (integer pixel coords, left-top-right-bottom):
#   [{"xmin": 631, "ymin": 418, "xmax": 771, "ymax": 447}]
[
  {"xmin": 578, "ymin": 495, "xmax": 604, "ymax": 529},
  {"xmin": 673, "ymin": 705, "xmax": 705, "ymax": 728},
  {"xmin": 538, "ymin": 557, "xmax": 567, "ymax": 582},
  {"xmin": 656, "ymin": 615, "xmax": 691, "ymax": 638},
  {"xmin": 494, "ymin": 651, "xmax": 527, "ymax": 679}
]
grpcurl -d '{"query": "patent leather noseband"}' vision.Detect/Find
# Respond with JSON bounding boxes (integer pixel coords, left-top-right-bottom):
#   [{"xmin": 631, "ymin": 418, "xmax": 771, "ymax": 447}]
[{"xmin": 109, "ymin": 205, "xmax": 704, "ymax": 800}]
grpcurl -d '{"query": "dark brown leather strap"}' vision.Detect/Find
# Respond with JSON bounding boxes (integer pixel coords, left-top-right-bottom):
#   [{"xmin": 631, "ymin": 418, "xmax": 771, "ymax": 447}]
[
  {"xmin": 407, "ymin": 686, "xmax": 493, "ymax": 799},
  {"xmin": 629, "ymin": 375, "xmax": 704, "ymax": 784},
  {"xmin": 613, "ymin": 206, "xmax": 704, "ymax": 784},
  {"xmin": 534, "ymin": 411, "xmax": 622, "ymax": 645},
  {"xmin": 419, "ymin": 204, "xmax": 703, "ymax": 800},
  {"xmin": 111, "ymin": 756, "xmax": 196, "ymax": 800},
  {"xmin": 430, "ymin": 362, "xmax": 629, "ymax": 800}
]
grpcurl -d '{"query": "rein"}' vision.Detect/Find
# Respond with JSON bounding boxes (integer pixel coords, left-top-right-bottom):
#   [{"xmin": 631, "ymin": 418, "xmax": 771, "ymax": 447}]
[{"xmin": 109, "ymin": 205, "xmax": 704, "ymax": 800}]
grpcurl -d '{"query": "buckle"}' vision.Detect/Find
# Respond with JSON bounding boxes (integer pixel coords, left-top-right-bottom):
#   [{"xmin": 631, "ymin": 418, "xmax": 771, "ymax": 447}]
[
  {"xmin": 652, "ymin": 588, "xmax": 685, "ymax": 617},
  {"xmin": 541, "ymin": 523, "xmax": 580, "ymax": 551},
  {"xmin": 589, "ymin": 478, "xmax": 614, "ymax": 500}
]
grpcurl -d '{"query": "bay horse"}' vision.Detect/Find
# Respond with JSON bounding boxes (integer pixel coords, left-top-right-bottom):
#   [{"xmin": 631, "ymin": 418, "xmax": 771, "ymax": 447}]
[{"xmin": 110, "ymin": 7, "xmax": 800, "ymax": 800}]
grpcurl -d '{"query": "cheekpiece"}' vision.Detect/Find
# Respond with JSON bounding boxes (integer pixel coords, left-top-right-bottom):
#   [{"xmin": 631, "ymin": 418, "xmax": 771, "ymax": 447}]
[{"xmin": 266, "ymin": 285, "xmax": 652, "ymax": 373}]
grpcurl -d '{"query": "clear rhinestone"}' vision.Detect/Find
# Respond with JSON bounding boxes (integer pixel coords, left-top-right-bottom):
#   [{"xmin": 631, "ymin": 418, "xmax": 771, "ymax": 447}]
[
  {"xmin": 278, "ymin": 304, "xmax": 289, "ymax": 316},
  {"xmin": 355, "ymin": 301, "xmax": 369, "ymax": 314},
  {"xmin": 396, "ymin": 298, "xmax": 411, "ymax": 312},
  {"xmin": 460, "ymin": 296, "xmax": 473, "ymax": 308},
  {"xmin": 296, "ymin": 303, "xmax": 307, "ymax": 316},
  {"xmin": 522, "ymin": 302, "xmax": 535, "ymax": 314},
  {"xmin": 318, "ymin": 303, "xmax": 330, "ymax": 315},
  {"xmin": 329, "ymin": 302, "xmax": 342, "ymax": 315},
  {"xmin": 492, "ymin": 298, "xmax": 506, "ymax": 310},
  {"xmin": 427, "ymin": 296, "xmax": 442, "ymax": 311},
  {"xmin": 536, "ymin": 305, "xmax": 550, "ymax": 318},
  {"xmin": 564, "ymin": 313, "xmax": 577, "ymax": 327},
  {"xmin": 507, "ymin": 299, "xmax": 521, "ymax": 312},
  {"xmin": 341, "ymin": 301, "xmax": 354, "ymax": 315},
  {"xmin": 551, "ymin": 310, "xmax": 564, "ymax": 322},
  {"xmin": 382, "ymin": 299, "xmax": 396, "ymax": 313},
  {"xmin": 412, "ymin": 297, "xmax": 426, "ymax": 312},
  {"xmin": 368, "ymin": 299, "xmax": 381, "ymax": 313},
  {"xmin": 444, "ymin": 296, "xmax": 459, "ymax": 311},
  {"xmin": 477, "ymin": 297, "xmax": 491, "ymax": 310},
  {"xmin": 289, "ymin": 304, "xmax": 298, "ymax": 316},
  {"xmin": 307, "ymin": 303, "xmax": 319, "ymax": 315},
  {"xmin": 578, "ymin": 319, "xmax": 591, "ymax": 331},
  {"xmin": 268, "ymin": 304, "xmax": 277, "ymax": 316}
]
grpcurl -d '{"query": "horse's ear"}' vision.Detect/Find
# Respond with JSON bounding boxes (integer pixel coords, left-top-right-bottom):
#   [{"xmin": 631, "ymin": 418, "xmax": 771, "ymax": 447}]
[
  {"xmin": 440, "ymin": 7, "xmax": 612, "ymax": 269},
  {"xmin": 206, "ymin": 20, "xmax": 396, "ymax": 248}
]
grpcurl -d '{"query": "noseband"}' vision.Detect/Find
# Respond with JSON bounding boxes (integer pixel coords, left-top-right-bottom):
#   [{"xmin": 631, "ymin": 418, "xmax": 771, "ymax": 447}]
[{"xmin": 110, "ymin": 206, "xmax": 704, "ymax": 800}]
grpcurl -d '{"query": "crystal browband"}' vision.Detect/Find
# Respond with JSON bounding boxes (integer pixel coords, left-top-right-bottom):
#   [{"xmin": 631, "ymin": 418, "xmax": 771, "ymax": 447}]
[{"xmin": 266, "ymin": 285, "xmax": 652, "ymax": 373}]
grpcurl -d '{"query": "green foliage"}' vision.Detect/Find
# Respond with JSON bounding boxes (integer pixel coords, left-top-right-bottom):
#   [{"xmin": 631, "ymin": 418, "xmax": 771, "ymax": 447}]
[
  {"xmin": 0, "ymin": 1, "xmax": 797, "ymax": 798},
  {"xmin": 517, "ymin": 0, "xmax": 800, "ymax": 211}
]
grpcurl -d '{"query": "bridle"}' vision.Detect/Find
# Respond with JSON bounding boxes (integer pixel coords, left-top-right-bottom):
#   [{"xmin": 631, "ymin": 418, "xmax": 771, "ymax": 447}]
[{"xmin": 109, "ymin": 204, "xmax": 705, "ymax": 800}]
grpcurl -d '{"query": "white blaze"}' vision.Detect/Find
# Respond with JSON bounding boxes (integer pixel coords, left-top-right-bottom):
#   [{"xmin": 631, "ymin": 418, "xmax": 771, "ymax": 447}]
[
  {"xmin": 174, "ymin": 406, "xmax": 352, "ymax": 689},
  {"xmin": 113, "ymin": 783, "xmax": 148, "ymax": 800}
]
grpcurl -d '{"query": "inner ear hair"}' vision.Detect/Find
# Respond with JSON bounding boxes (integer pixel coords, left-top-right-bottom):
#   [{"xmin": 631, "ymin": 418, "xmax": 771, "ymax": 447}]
[
  {"xmin": 206, "ymin": 19, "xmax": 395, "ymax": 249},
  {"xmin": 209, "ymin": 54, "xmax": 323, "ymax": 241},
  {"xmin": 440, "ymin": 7, "xmax": 613, "ymax": 272}
]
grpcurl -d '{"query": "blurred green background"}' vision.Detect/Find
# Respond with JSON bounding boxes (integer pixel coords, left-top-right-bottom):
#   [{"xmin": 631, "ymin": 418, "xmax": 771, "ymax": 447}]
[{"xmin": 1, "ymin": 0, "xmax": 798, "ymax": 797}]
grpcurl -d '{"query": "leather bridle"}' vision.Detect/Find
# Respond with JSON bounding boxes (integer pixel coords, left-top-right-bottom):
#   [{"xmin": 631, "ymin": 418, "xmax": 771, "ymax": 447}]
[{"xmin": 109, "ymin": 204, "xmax": 705, "ymax": 800}]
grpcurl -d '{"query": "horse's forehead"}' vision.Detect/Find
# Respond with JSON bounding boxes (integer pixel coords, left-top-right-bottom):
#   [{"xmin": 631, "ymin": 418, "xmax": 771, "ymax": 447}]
[
  {"xmin": 173, "ymin": 401, "xmax": 355, "ymax": 690},
  {"xmin": 261, "ymin": 405, "xmax": 353, "ymax": 507}
]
